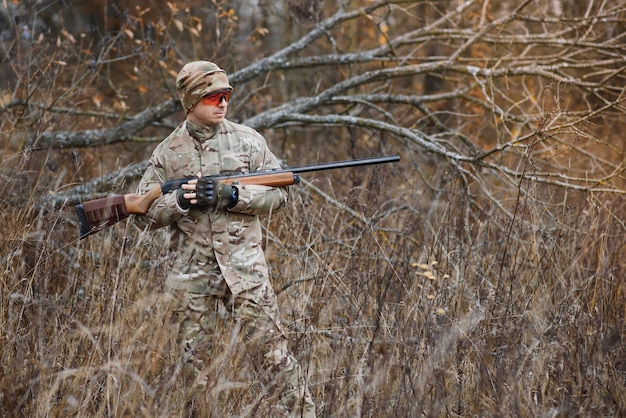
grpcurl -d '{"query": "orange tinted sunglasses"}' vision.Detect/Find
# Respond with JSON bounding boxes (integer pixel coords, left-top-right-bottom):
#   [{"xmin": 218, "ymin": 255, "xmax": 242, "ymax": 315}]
[{"xmin": 200, "ymin": 89, "xmax": 232, "ymax": 106}]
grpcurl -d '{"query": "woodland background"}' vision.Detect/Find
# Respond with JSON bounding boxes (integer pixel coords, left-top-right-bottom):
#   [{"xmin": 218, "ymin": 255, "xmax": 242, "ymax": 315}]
[{"xmin": 1, "ymin": 0, "xmax": 625, "ymax": 416}]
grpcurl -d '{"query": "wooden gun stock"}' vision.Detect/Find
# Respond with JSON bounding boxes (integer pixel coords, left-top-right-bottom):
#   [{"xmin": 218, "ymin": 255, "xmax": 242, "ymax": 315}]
[{"xmin": 75, "ymin": 155, "xmax": 398, "ymax": 239}]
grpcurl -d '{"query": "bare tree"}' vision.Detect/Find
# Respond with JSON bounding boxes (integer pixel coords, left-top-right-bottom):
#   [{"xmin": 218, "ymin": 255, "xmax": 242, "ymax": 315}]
[{"xmin": 3, "ymin": 0, "xmax": 626, "ymax": 223}]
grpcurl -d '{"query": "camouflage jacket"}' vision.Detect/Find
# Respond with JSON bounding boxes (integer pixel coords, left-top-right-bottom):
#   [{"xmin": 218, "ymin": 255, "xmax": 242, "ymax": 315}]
[{"xmin": 134, "ymin": 119, "xmax": 287, "ymax": 294}]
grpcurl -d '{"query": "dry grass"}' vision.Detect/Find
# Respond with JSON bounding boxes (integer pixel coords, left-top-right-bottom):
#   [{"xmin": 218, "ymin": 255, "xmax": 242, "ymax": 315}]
[{"xmin": 1, "ymin": 152, "xmax": 624, "ymax": 417}]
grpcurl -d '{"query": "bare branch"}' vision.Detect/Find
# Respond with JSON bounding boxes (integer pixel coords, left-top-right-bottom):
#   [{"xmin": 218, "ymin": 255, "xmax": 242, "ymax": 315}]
[{"xmin": 29, "ymin": 99, "xmax": 180, "ymax": 150}]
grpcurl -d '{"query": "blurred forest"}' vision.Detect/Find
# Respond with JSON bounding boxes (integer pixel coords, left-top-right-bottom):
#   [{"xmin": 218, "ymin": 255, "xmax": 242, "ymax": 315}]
[{"xmin": 1, "ymin": 0, "xmax": 625, "ymax": 416}]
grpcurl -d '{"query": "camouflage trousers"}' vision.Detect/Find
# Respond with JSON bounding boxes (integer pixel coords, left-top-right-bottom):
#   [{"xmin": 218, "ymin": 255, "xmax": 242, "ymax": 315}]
[{"xmin": 168, "ymin": 273, "xmax": 315, "ymax": 417}]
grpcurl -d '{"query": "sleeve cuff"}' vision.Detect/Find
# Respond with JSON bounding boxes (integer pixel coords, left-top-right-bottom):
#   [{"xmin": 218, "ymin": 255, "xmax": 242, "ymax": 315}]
[{"xmin": 175, "ymin": 199, "xmax": 190, "ymax": 215}]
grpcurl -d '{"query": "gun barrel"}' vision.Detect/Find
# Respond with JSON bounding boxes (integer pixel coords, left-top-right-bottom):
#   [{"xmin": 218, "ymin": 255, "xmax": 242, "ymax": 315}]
[{"xmin": 289, "ymin": 155, "xmax": 400, "ymax": 174}]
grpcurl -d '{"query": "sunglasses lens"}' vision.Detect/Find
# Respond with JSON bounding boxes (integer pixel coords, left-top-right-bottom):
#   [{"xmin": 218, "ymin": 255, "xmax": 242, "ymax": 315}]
[{"xmin": 201, "ymin": 90, "xmax": 231, "ymax": 106}]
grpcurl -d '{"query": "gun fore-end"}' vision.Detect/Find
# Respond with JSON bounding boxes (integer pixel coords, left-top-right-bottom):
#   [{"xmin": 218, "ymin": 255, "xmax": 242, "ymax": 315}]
[{"xmin": 221, "ymin": 171, "xmax": 298, "ymax": 187}]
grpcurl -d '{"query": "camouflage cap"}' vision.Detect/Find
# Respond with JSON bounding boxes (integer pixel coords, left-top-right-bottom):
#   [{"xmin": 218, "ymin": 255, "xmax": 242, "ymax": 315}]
[{"xmin": 176, "ymin": 61, "xmax": 233, "ymax": 112}]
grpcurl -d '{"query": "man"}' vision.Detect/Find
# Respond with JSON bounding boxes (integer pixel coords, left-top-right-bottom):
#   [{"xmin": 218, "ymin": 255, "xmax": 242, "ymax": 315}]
[{"xmin": 134, "ymin": 61, "xmax": 316, "ymax": 417}]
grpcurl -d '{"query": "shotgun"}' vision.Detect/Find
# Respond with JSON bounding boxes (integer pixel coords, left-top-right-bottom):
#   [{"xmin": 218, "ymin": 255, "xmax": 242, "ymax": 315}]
[{"xmin": 75, "ymin": 155, "xmax": 400, "ymax": 239}]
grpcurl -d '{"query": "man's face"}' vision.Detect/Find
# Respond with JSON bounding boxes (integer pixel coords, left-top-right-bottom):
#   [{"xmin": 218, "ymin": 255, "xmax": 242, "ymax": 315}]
[{"xmin": 187, "ymin": 89, "xmax": 230, "ymax": 126}]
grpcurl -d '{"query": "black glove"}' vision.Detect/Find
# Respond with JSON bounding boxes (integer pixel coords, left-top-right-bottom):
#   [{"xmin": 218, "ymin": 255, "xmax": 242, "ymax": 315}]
[
  {"xmin": 176, "ymin": 187, "xmax": 193, "ymax": 210},
  {"xmin": 179, "ymin": 177, "xmax": 238, "ymax": 211}
]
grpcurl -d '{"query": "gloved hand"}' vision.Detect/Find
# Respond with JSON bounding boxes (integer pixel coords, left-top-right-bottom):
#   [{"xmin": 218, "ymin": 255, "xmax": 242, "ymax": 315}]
[{"xmin": 177, "ymin": 177, "xmax": 238, "ymax": 211}]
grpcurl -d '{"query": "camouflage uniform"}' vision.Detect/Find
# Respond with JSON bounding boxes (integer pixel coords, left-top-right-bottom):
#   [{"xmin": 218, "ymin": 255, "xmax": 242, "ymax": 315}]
[{"xmin": 134, "ymin": 61, "xmax": 315, "ymax": 417}]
